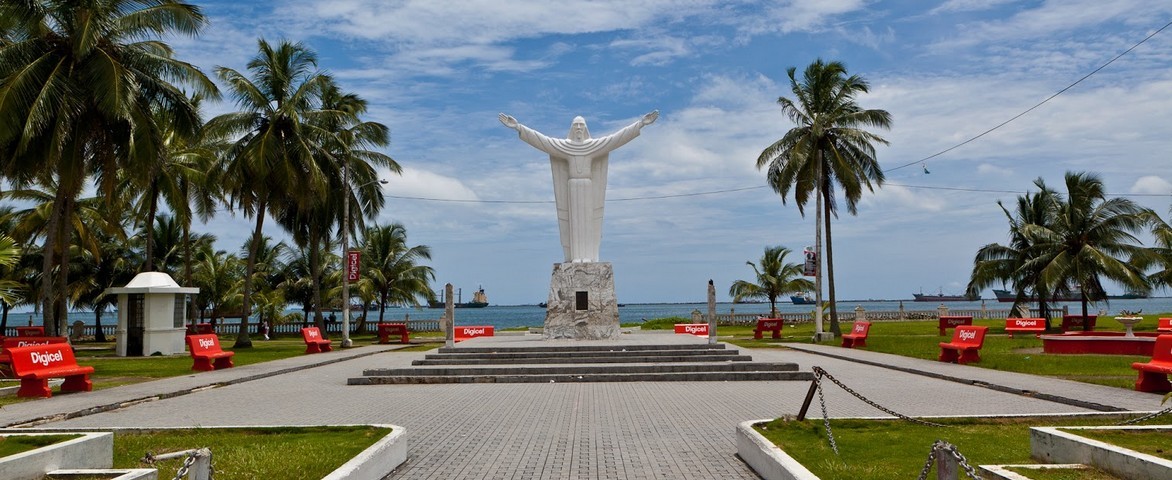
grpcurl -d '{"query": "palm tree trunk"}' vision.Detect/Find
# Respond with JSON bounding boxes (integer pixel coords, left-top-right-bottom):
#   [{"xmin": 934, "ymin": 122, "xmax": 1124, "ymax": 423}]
[
  {"xmin": 40, "ymin": 183, "xmax": 68, "ymax": 336},
  {"xmin": 55, "ymin": 195, "xmax": 77, "ymax": 338},
  {"xmin": 235, "ymin": 199, "xmax": 266, "ymax": 349},
  {"xmin": 183, "ymin": 222, "xmax": 197, "ymax": 323},
  {"xmin": 813, "ymin": 152, "xmax": 825, "ymax": 338},
  {"xmin": 310, "ymin": 225, "xmax": 325, "ymax": 332},
  {"xmin": 823, "ymin": 179, "xmax": 841, "ymax": 336},
  {"xmin": 144, "ymin": 184, "xmax": 159, "ymax": 271},
  {"xmin": 94, "ymin": 308, "xmax": 106, "ymax": 342},
  {"xmin": 378, "ymin": 291, "xmax": 387, "ymax": 323}
]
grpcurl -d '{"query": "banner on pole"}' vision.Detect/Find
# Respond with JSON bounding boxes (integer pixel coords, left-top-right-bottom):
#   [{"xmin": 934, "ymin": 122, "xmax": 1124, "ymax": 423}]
[
  {"xmin": 347, "ymin": 250, "xmax": 361, "ymax": 281},
  {"xmin": 803, "ymin": 247, "xmax": 817, "ymax": 277}
]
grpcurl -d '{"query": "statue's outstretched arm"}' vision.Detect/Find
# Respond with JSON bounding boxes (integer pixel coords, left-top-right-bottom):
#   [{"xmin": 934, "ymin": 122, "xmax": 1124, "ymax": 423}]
[
  {"xmin": 641, "ymin": 110, "xmax": 659, "ymax": 126},
  {"xmin": 499, "ymin": 113, "xmax": 519, "ymax": 130}
]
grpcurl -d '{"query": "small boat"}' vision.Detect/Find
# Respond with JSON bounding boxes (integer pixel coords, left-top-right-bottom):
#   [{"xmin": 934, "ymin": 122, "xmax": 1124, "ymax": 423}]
[
  {"xmin": 912, "ymin": 288, "xmax": 972, "ymax": 302},
  {"xmin": 790, "ymin": 293, "xmax": 816, "ymax": 305},
  {"xmin": 428, "ymin": 287, "xmax": 489, "ymax": 308}
]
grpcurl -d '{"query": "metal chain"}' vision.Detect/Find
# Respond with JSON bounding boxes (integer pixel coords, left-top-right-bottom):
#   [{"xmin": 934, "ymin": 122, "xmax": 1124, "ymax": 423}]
[
  {"xmin": 813, "ymin": 373, "xmax": 839, "ymax": 455},
  {"xmin": 916, "ymin": 443, "xmax": 936, "ymax": 480},
  {"xmin": 915, "ymin": 441, "xmax": 983, "ymax": 480},
  {"xmin": 812, "ymin": 367, "xmax": 947, "ymax": 427},
  {"xmin": 173, "ymin": 450, "xmax": 197, "ymax": 480},
  {"xmin": 1116, "ymin": 403, "xmax": 1172, "ymax": 425}
]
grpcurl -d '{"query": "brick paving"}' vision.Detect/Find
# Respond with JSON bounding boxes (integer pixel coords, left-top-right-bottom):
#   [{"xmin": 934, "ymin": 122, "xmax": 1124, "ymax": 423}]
[{"xmin": 6, "ymin": 332, "xmax": 1167, "ymax": 479}]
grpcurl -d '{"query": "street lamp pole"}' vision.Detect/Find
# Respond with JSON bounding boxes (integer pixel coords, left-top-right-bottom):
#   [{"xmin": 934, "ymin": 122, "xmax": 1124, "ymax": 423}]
[{"xmin": 341, "ymin": 168, "xmax": 388, "ymax": 348}]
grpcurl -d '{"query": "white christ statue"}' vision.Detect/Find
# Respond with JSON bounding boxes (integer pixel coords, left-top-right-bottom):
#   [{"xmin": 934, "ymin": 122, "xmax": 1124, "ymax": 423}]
[{"xmin": 500, "ymin": 111, "xmax": 658, "ymax": 263}]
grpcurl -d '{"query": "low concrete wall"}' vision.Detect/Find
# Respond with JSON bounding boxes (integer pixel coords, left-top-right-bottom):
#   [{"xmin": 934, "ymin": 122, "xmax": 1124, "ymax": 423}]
[
  {"xmin": 0, "ymin": 432, "xmax": 112, "ymax": 480},
  {"xmin": 49, "ymin": 468, "xmax": 158, "ymax": 479},
  {"xmin": 735, "ymin": 420, "xmax": 820, "ymax": 480},
  {"xmin": 323, "ymin": 425, "xmax": 407, "ymax": 480},
  {"xmin": 1031, "ymin": 426, "xmax": 1172, "ymax": 480}
]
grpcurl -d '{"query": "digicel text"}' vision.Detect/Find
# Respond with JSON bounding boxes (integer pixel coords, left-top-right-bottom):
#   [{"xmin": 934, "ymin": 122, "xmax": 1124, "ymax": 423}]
[{"xmin": 31, "ymin": 350, "xmax": 64, "ymax": 367}]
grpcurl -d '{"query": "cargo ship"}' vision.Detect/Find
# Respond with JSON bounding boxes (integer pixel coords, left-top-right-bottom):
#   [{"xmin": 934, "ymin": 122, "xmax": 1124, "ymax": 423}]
[
  {"xmin": 428, "ymin": 287, "xmax": 489, "ymax": 308},
  {"xmin": 790, "ymin": 292, "xmax": 816, "ymax": 305},
  {"xmin": 912, "ymin": 288, "xmax": 972, "ymax": 302}
]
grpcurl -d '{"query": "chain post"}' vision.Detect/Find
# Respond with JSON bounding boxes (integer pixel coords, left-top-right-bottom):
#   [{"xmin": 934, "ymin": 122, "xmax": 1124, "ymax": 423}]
[{"xmin": 1116, "ymin": 404, "xmax": 1172, "ymax": 425}]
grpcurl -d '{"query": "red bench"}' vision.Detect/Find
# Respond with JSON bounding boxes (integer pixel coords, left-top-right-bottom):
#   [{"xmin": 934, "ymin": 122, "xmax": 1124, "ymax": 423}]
[
  {"xmin": 455, "ymin": 326, "xmax": 494, "ymax": 342},
  {"xmin": 1131, "ymin": 334, "xmax": 1172, "ymax": 392},
  {"xmin": 753, "ymin": 318, "xmax": 783, "ymax": 339},
  {"xmin": 840, "ymin": 321, "xmax": 871, "ymax": 348},
  {"xmin": 674, "ymin": 324, "xmax": 709, "ymax": 336},
  {"xmin": 378, "ymin": 323, "xmax": 410, "ymax": 344},
  {"xmin": 185, "ymin": 334, "xmax": 234, "ymax": 371},
  {"xmin": 1005, "ymin": 318, "xmax": 1046, "ymax": 338},
  {"xmin": 938, "ymin": 316, "xmax": 972, "ymax": 336},
  {"xmin": 7, "ymin": 343, "xmax": 94, "ymax": 398},
  {"xmin": 938, "ymin": 325, "xmax": 988, "ymax": 364},
  {"xmin": 1158, "ymin": 318, "xmax": 1172, "ymax": 333},
  {"xmin": 1, "ymin": 335, "xmax": 69, "ymax": 358},
  {"xmin": 301, "ymin": 327, "xmax": 333, "ymax": 354},
  {"xmin": 15, "ymin": 326, "xmax": 45, "ymax": 337},
  {"xmin": 1061, "ymin": 314, "xmax": 1097, "ymax": 332}
]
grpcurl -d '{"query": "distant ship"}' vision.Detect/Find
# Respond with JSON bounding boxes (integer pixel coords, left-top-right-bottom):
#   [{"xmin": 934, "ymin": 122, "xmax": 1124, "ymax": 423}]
[
  {"xmin": 428, "ymin": 287, "xmax": 489, "ymax": 308},
  {"xmin": 912, "ymin": 288, "xmax": 973, "ymax": 302},
  {"xmin": 790, "ymin": 293, "xmax": 816, "ymax": 305}
]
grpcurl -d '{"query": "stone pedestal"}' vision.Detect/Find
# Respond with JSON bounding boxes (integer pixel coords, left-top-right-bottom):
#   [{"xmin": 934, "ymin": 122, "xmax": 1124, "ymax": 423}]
[{"xmin": 544, "ymin": 262, "xmax": 619, "ymax": 340}]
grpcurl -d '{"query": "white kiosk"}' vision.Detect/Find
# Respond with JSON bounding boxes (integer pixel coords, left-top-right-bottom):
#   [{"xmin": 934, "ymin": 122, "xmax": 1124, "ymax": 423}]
[{"xmin": 105, "ymin": 272, "xmax": 199, "ymax": 357}]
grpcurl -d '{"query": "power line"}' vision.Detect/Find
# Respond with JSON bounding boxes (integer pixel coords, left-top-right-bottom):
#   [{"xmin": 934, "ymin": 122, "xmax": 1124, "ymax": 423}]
[{"xmin": 885, "ymin": 19, "xmax": 1172, "ymax": 173}]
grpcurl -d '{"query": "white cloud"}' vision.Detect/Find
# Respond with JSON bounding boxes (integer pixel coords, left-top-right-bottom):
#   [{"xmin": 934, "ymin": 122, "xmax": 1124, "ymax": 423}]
[
  {"xmin": 1131, "ymin": 176, "xmax": 1172, "ymax": 195},
  {"xmin": 930, "ymin": 0, "xmax": 1018, "ymax": 15}
]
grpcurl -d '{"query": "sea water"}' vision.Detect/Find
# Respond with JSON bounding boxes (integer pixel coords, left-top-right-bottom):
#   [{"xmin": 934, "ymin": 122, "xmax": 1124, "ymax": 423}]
[{"xmin": 9, "ymin": 297, "xmax": 1172, "ymax": 331}]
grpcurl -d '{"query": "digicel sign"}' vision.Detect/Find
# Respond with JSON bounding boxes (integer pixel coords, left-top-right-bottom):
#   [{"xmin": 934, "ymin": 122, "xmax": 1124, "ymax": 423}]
[{"xmin": 347, "ymin": 251, "xmax": 361, "ymax": 281}]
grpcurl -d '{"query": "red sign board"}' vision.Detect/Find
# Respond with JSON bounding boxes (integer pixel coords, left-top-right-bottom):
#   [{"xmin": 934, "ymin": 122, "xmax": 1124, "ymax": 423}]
[
  {"xmin": 455, "ymin": 326, "xmax": 494, "ymax": 341},
  {"xmin": 346, "ymin": 250, "xmax": 361, "ymax": 281},
  {"xmin": 674, "ymin": 324, "xmax": 709, "ymax": 336}
]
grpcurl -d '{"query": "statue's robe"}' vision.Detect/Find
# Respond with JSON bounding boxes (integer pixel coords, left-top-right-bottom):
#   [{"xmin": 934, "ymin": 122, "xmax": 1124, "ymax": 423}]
[{"xmin": 513, "ymin": 120, "xmax": 644, "ymax": 262}]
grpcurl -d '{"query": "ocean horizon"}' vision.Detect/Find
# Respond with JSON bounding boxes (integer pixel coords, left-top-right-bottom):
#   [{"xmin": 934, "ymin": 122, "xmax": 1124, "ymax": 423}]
[{"xmin": 8, "ymin": 296, "xmax": 1172, "ymax": 331}]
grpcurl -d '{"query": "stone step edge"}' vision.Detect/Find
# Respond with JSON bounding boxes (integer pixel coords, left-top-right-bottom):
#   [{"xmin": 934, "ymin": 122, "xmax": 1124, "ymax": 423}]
[
  {"xmin": 426, "ymin": 349, "xmax": 740, "ymax": 359},
  {"xmin": 412, "ymin": 355, "xmax": 756, "ymax": 365},
  {"xmin": 348, "ymin": 371, "xmax": 814, "ymax": 384},
  {"xmin": 436, "ymin": 343, "xmax": 727, "ymax": 354},
  {"xmin": 364, "ymin": 362, "xmax": 801, "ymax": 376}
]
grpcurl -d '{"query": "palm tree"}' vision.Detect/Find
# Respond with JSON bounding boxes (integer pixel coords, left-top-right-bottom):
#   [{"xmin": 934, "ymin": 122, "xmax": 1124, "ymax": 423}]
[
  {"xmin": 0, "ymin": 0, "xmax": 217, "ymax": 336},
  {"xmin": 756, "ymin": 59, "xmax": 891, "ymax": 335},
  {"xmin": 72, "ymin": 229, "xmax": 136, "ymax": 342},
  {"xmin": 361, "ymin": 223, "xmax": 435, "ymax": 323},
  {"xmin": 206, "ymin": 39, "xmax": 334, "ymax": 348},
  {"xmin": 0, "ymin": 233, "xmax": 21, "ymax": 307},
  {"xmin": 1146, "ymin": 210, "xmax": 1172, "ymax": 291},
  {"xmin": 967, "ymin": 179, "xmax": 1062, "ymax": 327},
  {"xmin": 1025, "ymin": 172, "xmax": 1153, "ymax": 325},
  {"xmin": 728, "ymin": 246, "xmax": 815, "ymax": 317},
  {"xmin": 190, "ymin": 246, "xmax": 243, "ymax": 325}
]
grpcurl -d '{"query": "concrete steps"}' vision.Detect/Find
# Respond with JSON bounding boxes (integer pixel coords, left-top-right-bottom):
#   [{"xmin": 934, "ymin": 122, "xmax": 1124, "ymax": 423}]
[{"xmin": 348, "ymin": 342, "xmax": 812, "ymax": 384}]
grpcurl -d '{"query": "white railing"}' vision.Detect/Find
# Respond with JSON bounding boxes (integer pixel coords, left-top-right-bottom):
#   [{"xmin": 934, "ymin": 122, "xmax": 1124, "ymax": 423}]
[{"xmin": 690, "ymin": 304, "xmax": 1078, "ymax": 325}]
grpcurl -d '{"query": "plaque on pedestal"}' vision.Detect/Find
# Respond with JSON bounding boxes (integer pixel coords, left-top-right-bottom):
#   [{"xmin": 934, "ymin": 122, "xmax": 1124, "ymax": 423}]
[{"xmin": 544, "ymin": 262, "xmax": 619, "ymax": 339}]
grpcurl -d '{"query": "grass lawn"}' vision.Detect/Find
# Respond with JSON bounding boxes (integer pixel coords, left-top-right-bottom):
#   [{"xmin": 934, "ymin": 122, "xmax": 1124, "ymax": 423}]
[
  {"xmin": 754, "ymin": 415, "xmax": 1164, "ymax": 480},
  {"xmin": 0, "ymin": 433, "xmax": 81, "ymax": 457},
  {"xmin": 1005, "ymin": 465, "xmax": 1124, "ymax": 480},
  {"xmin": 112, "ymin": 426, "xmax": 387, "ymax": 479}
]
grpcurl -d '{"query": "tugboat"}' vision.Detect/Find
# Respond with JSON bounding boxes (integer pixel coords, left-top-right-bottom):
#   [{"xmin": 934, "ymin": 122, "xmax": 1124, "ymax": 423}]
[
  {"xmin": 428, "ymin": 286, "xmax": 489, "ymax": 308},
  {"xmin": 790, "ymin": 292, "xmax": 816, "ymax": 305}
]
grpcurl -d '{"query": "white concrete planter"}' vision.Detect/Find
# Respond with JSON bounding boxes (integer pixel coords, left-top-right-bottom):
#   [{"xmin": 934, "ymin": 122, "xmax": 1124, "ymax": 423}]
[
  {"xmin": 735, "ymin": 420, "xmax": 820, "ymax": 480},
  {"xmin": 1031, "ymin": 426, "xmax": 1172, "ymax": 480},
  {"xmin": 3, "ymin": 424, "xmax": 406, "ymax": 480},
  {"xmin": 0, "ymin": 432, "xmax": 113, "ymax": 480},
  {"xmin": 47, "ymin": 468, "xmax": 158, "ymax": 479}
]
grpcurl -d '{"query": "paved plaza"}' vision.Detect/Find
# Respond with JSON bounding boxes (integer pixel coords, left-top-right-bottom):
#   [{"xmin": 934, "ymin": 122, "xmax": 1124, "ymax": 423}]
[{"xmin": 1, "ymin": 331, "xmax": 1166, "ymax": 479}]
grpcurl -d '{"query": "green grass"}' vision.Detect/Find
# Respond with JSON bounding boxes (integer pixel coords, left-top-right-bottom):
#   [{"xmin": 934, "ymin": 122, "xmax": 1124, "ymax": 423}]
[
  {"xmin": 755, "ymin": 415, "xmax": 1161, "ymax": 480},
  {"xmin": 112, "ymin": 426, "xmax": 388, "ymax": 479},
  {"xmin": 0, "ymin": 434, "xmax": 81, "ymax": 457},
  {"xmin": 1061, "ymin": 427, "xmax": 1172, "ymax": 460}
]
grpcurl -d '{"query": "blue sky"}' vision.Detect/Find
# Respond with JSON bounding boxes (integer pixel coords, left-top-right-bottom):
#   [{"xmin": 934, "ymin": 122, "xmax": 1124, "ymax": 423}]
[{"xmin": 167, "ymin": 0, "xmax": 1172, "ymax": 305}]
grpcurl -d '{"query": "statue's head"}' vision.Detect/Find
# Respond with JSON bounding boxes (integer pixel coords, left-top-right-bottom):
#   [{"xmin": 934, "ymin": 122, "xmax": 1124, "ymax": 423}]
[{"xmin": 568, "ymin": 116, "xmax": 590, "ymax": 141}]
